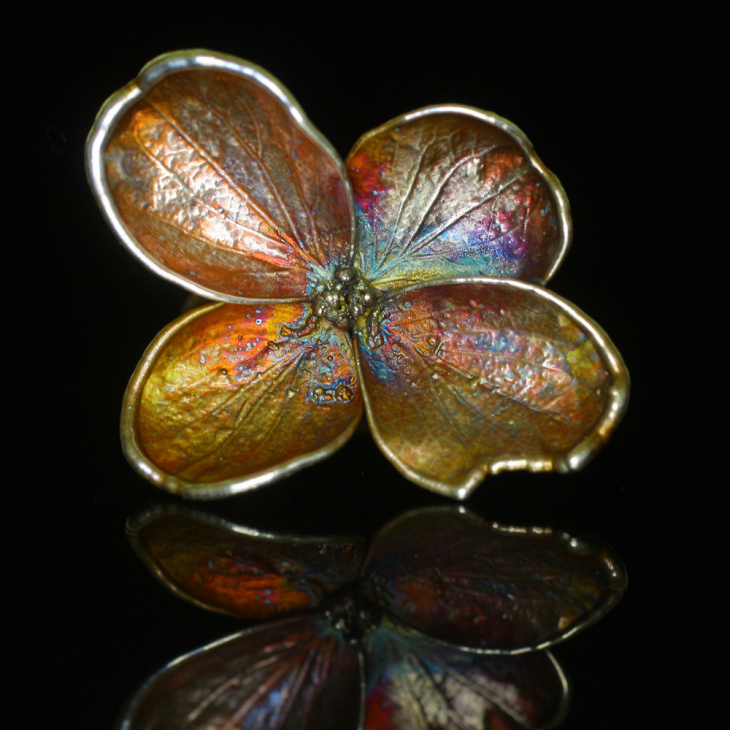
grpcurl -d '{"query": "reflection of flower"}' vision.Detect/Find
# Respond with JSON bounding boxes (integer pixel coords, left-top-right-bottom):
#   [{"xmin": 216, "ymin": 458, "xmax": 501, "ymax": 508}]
[
  {"xmin": 123, "ymin": 506, "xmax": 627, "ymax": 729},
  {"xmin": 88, "ymin": 50, "xmax": 629, "ymax": 499}
]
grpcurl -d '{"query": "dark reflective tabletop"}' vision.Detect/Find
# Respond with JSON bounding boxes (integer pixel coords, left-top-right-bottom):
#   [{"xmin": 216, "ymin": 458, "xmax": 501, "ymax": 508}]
[{"xmin": 8, "ymin": 4, "xmax": 720, "ymax": 728}]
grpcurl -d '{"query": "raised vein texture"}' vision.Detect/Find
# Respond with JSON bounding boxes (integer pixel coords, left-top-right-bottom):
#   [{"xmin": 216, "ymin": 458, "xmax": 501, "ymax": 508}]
[
  {"xmin": 125, "ymin": 615, "xmax": 361, "ymax": 730},
  {"xmin": 356, "ymin": 282, "xmax": 611, "ymax": 492},
  {"xmin": 361, "ymin": 509, "xmax": 626, "ymax": 651},
  {"xmin": 133, "ymin": 303, "xmax": 362, "ymax": 490},
  {"xmin": 131, "ymin": 512, "xmax": 365, "ymax": 620},
  {"xmin": 348, "ymin": 111, "xmax": 566, "ymax": 294},
  {"xmin": 104, "ymin": 69, "xmax": 353, "ymax": 299},
  {"xmin": 364, "ymin": 617, "xmax": 565, "ymax": 730}
]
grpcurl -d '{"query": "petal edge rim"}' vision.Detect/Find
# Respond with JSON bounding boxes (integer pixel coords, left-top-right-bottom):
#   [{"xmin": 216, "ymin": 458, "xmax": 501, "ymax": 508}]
[
  {"xmin": 355, "ymin": 277, "xmax": 629, "ymax": 500},
  {"xmin": 87, "ymin": 49, "xmax": 356, "ymax": 305},
  {"xmin": 121, "ymin": 302, "xmax": 363, "ymax": 499},
  {"xmin": 346, "ymin": 104, "xmax": 572, "ymax": 285}
]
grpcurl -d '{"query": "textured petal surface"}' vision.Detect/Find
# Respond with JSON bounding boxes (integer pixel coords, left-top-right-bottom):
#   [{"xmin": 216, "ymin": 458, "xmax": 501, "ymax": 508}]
[
  {"xmin": 121, "ymin": 616, "xmax": 362, "ymax": 730},
  {"xmin": 124, "ymin": 302, "xmax": 362, "ymax": 497},
  {"xmin": 128, "ymin": 508, "xmax": 365, "ymax": 620},
  {"xmin": 361, "ymin": 508, "xmax": 627, "ymax": 652},
  {"xmin": 364, "ymin": 617, "xmax": 567, "ymax": 730},
  {"xmin": 92, "ymin": 51, "xmax": 353, "ymax": 301},
  {"xmin": 354, "ymin": 279, "xmax": 628, "ymax": 497},
  {"xmin": 347, "ymin": 108, "xmax": 569, "ymax": 294}
]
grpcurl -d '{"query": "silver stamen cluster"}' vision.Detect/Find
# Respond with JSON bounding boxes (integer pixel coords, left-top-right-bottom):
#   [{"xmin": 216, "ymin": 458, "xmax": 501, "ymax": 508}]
[{"xmin": 312, "ymin": 265, "xmax": 377, "ymax": 328}]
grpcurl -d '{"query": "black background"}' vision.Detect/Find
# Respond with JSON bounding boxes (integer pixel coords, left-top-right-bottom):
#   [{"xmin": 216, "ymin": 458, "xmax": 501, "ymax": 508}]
[{"xmin": 8, "ymin": 1, "xmax": 722, "ymax": 727}]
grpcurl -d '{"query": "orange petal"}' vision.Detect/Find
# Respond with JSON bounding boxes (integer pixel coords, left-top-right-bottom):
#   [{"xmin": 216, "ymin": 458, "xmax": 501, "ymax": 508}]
[
  {"xmin": 354, "ymin": 279, "xmax": 628, "ymax": 498},
  {"xmin": 123, "ymin": 302, "xmax": 362, "ymax": 497},
  {"xmin": 88, "ymin": 50, "xmax": 354, "ymax": 302},
  {"xmin": 128, "ymin": 507, "xmax": 365, "ymax": 620},
  {"xmin": 347, "ymin": 107, "xmax": 570, "ymax": 294}
]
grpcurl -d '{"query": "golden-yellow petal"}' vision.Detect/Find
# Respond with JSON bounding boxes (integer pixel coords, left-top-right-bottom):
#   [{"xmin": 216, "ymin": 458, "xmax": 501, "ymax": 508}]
[{"xmin": 123, "ymin": 302, "xmax": 362, "ymax": 497}]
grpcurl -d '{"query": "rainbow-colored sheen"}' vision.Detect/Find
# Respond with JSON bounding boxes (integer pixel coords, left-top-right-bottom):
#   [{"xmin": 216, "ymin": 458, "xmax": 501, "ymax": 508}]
[
  {"xmin": 360, "ymin": 509, "xmax": 626, "ymax": 652},
  {"xmin": 126, "ymin": 615, "xmax": 362, "ymax": 729},
  {"xmin": 92, "ymin": 52, "xmax": 627, "ymax": 498},
  {"xmin": 136, "ymin": 302, "xmax": 361, "ymax": 486},
  {"xmin": 364, "ymin": 616, "xmax": 564, "ymax": 730},
  {"xmin": 123, "ymin": 507, "xmax": 624, "ymax": 729},
  {"xmin": 356, "ymin": 281, "xmax": 610, "ymax": 488},
  {"xmin": 348, "ymin": 111, "xmax": 566, "ymax": 295},
  {"xmin": 105, "ymin": 69, "xmax": 353, "ymax": 300},
  {"xmin": 131, "ymin": 512, "xmax": 365, "ymax": 620}
]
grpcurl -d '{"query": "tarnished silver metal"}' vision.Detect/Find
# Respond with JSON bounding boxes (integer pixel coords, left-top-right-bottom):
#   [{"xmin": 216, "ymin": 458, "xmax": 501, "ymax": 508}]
[{"xmin": 311, "ymin": 265, "xmax": 378, "ymax": 328}]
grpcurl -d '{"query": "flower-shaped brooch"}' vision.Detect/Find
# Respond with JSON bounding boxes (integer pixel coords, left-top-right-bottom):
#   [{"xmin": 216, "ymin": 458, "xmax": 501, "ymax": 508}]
[
  {"xmin": 87, "ymin": 50, "xmax": 629, "ymax": 499},
  {"xmin": 123, "ymin": 506, "xmax": 626, "ymax": 729}
]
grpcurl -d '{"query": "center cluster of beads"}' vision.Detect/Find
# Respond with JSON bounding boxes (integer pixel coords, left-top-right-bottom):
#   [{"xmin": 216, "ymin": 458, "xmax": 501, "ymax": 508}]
[
  {"xmin": 311, "ymin": 265, "xmax": 378, "ymax": 328},
  {"xmin": 324, "ymin": 594, "xmax": 381, "ymax": 641}
]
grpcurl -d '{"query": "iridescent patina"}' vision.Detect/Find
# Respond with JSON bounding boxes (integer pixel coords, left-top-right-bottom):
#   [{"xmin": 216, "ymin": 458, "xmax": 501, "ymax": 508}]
[
  {"xmin": 130, "ymin": 302, "xmax": 362, "ymax": 493},
  {"xmin": 87, "ymin": 50, "xmax": 629, "ymax": 499},
  {"xmin": 122, "ymin": 506, "xmax": 627, "ymax": 729},
  {"xmin": 130, "ymin": 510, "xmax": 365, "ymax": 619},
  {"xmin": 360, "ymin": 509, "xmax": 626, "ymax": 652},
  {"xmin": 349, "ymin": 110, "xmax": 568, "ymax": 288}
]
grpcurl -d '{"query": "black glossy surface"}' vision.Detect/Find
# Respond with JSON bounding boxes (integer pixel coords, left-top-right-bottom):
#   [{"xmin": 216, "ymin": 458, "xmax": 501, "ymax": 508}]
[{"xmin": 8, "ymin": 2, "xmax": 720, "ymax": 728}]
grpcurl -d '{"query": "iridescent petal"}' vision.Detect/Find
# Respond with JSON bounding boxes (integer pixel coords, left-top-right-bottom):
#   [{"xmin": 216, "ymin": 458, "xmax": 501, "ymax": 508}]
[
  {"xmin": 363, "ymin": 616, "xmax": 568, "ymax": 730},
  {"xmin": 347, "ymin": 107, "xmax": 570, "ymax": 294},
  {"xmin": 354, "ymin": 279, "xmax": 628, "ymax": 498},
  {"xmin": 88, "ymin": 50, "xmax": 355, "ymax": 302},
  {"xmin": 123, "ymin": 302, "xmax": 362, "ymax": 498},
  {"xmin": 120, "ymin": 615, "xmax": 362, "ymax": 730},
  {"xmin": 127, "ymin": 507, "xmax": 365, "ymax": 620},
  {"xmin": 361, "ymin": 508, "xmax": 627, "ymax": 652}
]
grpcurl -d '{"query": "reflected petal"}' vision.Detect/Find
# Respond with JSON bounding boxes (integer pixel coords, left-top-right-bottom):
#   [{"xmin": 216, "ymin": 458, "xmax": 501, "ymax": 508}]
[
  {"xmin": 364, "ymin": 617, "xmax": 568, "ymax": 730},
  {"xmin": 128, "ymin": 507, "xmax": 366, "ymax": 620},
  {"xmin": 361, "ymin": 508, "xmax": 627, "ymax": 652},
  {"xmin": 347, "ymin": 107, "xmax": 570, "ymax": 294},
  {"xmin": 88, "ymin": 50, "xmax": 354, "ymax": 302},
  {"xmin": 355, "ymin": 279, "xmax": 628, "ymax": 498},
  {"xmin": 120, "ymin": 615, "xmax": 362, "ymax": 730},
  {"xmin": 123, "ymin": 302, "xmax": 362, "ymax": 498}
]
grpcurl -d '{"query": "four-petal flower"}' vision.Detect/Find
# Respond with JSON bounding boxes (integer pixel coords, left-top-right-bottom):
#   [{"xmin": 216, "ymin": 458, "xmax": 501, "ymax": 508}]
[
  {"xmin": 87, "ymin": 50, "xmax": 629, "ymax": 499},
  {"xmin": 122, "ymin": 506, "xmax": 627, "ymax": 729}
]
